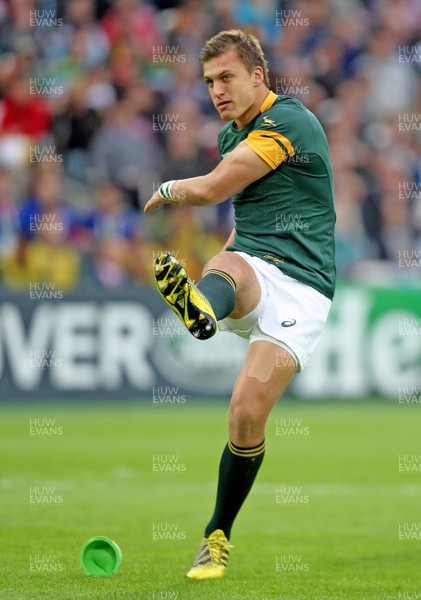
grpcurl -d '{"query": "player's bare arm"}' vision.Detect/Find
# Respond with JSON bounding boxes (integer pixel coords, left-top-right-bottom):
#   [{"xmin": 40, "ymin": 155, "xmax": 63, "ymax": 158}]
[{"xmin": 143, "ymin": 141, "xmax": 271, "ymax": 213}]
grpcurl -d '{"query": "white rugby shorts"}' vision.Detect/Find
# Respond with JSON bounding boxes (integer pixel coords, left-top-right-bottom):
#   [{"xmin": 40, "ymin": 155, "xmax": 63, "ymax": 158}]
[{"xmin": 218, "ymin": 251, "xmax": 332, "ymax": 371}]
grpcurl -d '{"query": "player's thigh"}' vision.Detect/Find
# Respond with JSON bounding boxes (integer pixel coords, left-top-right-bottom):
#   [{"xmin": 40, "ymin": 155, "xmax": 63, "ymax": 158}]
[
  {"xmin": 229, "ymin": 341, "xmax": 297, "ymax": 439},
  {"xmin": 203, "ymin": 251, "xmax": 261, "ymax": 318}
]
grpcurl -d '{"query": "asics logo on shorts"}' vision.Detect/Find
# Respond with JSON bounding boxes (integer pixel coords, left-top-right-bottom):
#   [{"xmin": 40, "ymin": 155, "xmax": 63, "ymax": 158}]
[{"xmin": 281, "ymin": 319, "xmax": 296, "ymax": 327}]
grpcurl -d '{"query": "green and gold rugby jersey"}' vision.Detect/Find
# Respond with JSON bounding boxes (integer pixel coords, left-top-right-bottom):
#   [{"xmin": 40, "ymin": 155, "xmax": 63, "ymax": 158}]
[{"xmin": 220, "ymin": 91, "xmax": 335, "ymax": 300}]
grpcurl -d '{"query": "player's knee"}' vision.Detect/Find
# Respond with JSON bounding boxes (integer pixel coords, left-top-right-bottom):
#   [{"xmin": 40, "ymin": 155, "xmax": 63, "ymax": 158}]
[
  {"xmin": 202, "ymin": 251, "xmax": 230, "ymax": 275},
  {"xmin": 229, "ymin": 398, "xmax": 265, "ymax": 440},
  {"xmin": 230, "ymin": 402, "xmax": 256, "ymax": 426},
  {"xmin": 203, "ymin": 252, "xmax": 246, "ymax": 288},
  {"xmin": 229, "ymin": 380, "xmax": 271, "ymax": 441}
]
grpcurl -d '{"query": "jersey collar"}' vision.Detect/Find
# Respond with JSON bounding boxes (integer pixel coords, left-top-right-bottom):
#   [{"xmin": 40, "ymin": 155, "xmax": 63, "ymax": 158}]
[{"xmin": 259, "ymin": 90, "xmax": 278, "ymax": 113}]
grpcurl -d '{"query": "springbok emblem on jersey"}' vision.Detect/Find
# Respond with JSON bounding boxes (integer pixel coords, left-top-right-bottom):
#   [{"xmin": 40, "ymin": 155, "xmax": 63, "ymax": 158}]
[{"xmin": 262, "ymin": 115, "xmax": 276, "ymax": 126}]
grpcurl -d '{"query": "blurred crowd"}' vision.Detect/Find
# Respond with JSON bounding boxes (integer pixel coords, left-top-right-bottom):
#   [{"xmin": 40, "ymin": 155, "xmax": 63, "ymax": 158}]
[{"xmin": 0, "ymin": 0, "xmax": 420, "ymax": 291}]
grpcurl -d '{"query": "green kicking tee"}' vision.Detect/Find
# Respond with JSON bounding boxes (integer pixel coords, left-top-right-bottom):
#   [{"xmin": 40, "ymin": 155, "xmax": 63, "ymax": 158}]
[{"xmin": 219, "ymin": 91, "xmax": 336, "ymax": 300}]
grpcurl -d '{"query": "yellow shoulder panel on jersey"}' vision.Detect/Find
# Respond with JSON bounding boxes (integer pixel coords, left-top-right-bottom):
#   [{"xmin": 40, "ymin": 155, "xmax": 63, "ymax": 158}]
[{"xmin": 245, "ymin": 130, "xmax": 295, "ymax": 170}]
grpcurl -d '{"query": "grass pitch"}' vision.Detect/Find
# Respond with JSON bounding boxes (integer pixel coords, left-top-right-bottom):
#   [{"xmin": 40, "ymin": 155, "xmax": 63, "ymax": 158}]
[{"xmin": 0, "ymin": 399, "xmax": 419, "ymax": 599}]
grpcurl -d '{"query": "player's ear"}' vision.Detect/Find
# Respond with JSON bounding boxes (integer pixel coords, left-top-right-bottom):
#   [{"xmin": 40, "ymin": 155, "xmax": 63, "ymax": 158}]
[{"xmin": 253, "ymin": 66, "xmax": 264, "ymax": 86}]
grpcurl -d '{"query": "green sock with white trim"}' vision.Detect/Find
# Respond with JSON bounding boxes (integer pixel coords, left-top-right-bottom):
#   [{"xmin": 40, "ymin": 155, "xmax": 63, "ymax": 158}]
[{"xmin": 197, "ymin": 269, "xmax": 236, "ymax": 320}]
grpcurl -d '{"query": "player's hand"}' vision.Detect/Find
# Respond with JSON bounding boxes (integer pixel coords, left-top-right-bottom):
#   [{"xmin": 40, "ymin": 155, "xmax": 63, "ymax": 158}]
[{"xmin": 144, "ymin": 190, "xmax": 166, "ymax": 214}]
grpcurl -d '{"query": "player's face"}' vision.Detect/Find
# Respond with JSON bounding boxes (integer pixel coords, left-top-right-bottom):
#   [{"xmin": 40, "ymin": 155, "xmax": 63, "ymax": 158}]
[{"xmin": 203, "ymin": 49, "xmax": 263, "ymax": 128}]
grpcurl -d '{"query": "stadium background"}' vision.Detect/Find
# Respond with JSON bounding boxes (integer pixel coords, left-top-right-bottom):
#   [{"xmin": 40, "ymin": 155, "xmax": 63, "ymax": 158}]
[
  {"xmin": 0, "ymin": 1, "xmax": 420, "ymax": 599},
  {"xmin": 0, "ymin": 0, "xmax": 420, "ymax": 400}
]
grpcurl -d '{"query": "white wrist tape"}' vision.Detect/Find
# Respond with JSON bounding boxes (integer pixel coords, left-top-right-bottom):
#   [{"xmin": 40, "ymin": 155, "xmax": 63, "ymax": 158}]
[{"xmin": 158, "ymin": 180, "xmax": 177, "ymax": 201}]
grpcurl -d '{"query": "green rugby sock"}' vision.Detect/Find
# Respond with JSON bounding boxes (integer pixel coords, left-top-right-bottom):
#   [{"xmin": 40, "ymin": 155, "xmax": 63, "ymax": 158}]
[
  {"xmin": 197, "ymin": 269, "xmax": 236, "ymax": 320},
  {"xmin": 204, "ymin": 439, "xmax": 265, "ymax": 540}
]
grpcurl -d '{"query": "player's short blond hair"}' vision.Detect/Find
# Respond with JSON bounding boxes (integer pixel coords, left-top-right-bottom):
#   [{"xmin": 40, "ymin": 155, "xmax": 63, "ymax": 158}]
[{"xmin": 199, "ymin": 29, "xmax": 270, "ymax": 88}]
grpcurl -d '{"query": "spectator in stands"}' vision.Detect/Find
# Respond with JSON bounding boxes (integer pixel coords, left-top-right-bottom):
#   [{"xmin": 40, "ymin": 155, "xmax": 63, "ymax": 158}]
[
  {"xmin": 88, "ymin": 84, "xmax": 163, "ymax": 208},
  {"xmin": 83, "ymin": 180, "xmax": 142, "ymax": 287},
  {"xmin": 0, "ymin": 75, "xmax": 51, "ymax": 138},
  {"xmin": 0, "ymin": 73, "xmax": 52, "ymax": 173},
  {"xmin": 63, "ymin": 0, "xmax": 110, "ymax": 70},
  {"xmin": 52, "ymin": 71, "xmax": 114, "ymax": 182},
  {"xmin": 3, "ymin": 165, "xmax": 80, "ymax": 290},
  {"xmin": 0, "ymin": 0, "xmax": 419, "ymax": 291},
  {"xmin": 0, "ymin": 166, "xmax": 19, "ymax": 265},
  {"xmin": 100, "ymin": 0, "xmax": 164, "ymax": 61}
]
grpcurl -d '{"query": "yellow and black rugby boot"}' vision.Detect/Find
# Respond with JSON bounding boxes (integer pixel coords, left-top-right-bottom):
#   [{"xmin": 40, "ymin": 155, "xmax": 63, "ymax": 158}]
[
  {"xmin": 154, "ymin": 252, "xmax": 217, "ymax": 340},
  {"xmin": 186, "ymin": 529, "xmax": 232, "ymax": 579}
]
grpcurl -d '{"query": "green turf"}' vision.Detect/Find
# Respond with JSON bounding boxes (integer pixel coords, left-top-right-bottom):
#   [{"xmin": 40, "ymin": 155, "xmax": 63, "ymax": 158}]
[{"xmin": 0, "ymin": 399, "xmax": 419, "ymax": 599}]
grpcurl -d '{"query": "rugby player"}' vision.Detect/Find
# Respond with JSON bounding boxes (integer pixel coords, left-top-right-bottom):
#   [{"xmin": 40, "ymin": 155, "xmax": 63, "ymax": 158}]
[{"xmin": 144, "ymin": 29, "xmax": 335, "ymax": 580}]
